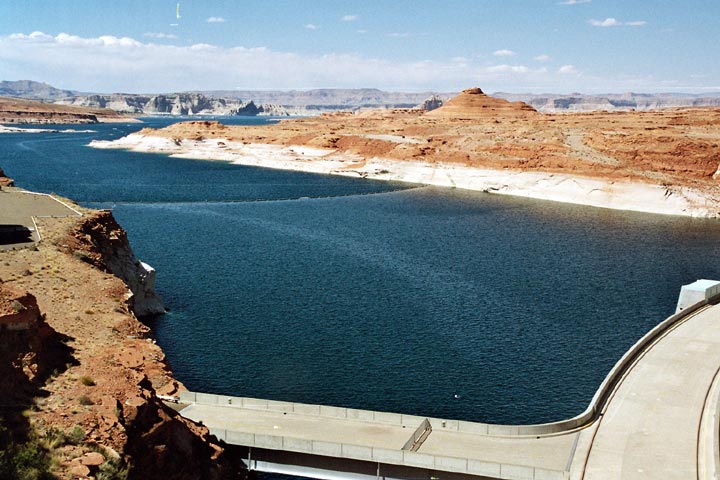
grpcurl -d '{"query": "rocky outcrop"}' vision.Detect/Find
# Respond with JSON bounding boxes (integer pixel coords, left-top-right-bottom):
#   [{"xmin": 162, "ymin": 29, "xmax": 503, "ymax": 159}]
[
  {"xmin": 66, "ymin": 93, "xmax": 150, "ymax": 113},
  {"xmin": 0, "ymin": 284, "xmax": 73, "ymax": 411},
  {"xmin": 122, "ymin": 385, "xmax": 231, "ymax": 480},
  {"xmin": 0, "ymin": 284, "xmax": 41, "ymax": 331},
  {"xmin": 67, "ymin": 210, "xmax": 165, "ymax": 317},
  {"xmin": 0, "ymin": 96, "xmax": 128, "ymax": 124},
  {"xmin": 0, "ymin": 110, "xmax": 98, "ymax": 124},
  {"xmin": 257, "ymin": 103, "xmax": 296, "ymax": 116},
  {"xmin": 424, "ymin": 87, "xmax": 537, "ymax": 119},
  {"xmin": 59, "ymin": 92, "xmax": 288, "ymax": 116},
  {"xmin": 0, "ymin": 167, "xmax": 13, "ymax": 187},
  {"xmin": 419, "ymin": 95, "xmax": 444, "ymax": 111}
]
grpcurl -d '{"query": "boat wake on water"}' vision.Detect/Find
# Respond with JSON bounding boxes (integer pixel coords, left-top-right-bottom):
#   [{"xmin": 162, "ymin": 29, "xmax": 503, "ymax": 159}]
[{"xmin": 84, "ymin": 185, "xmax": 425, "ymax": 209}]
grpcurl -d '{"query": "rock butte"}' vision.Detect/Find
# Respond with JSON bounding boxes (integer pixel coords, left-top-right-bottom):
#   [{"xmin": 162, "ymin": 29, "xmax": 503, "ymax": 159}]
[
  {"xmin": 0, "ymin": 95, "xmax": 134, "ymax": 124},
  {"xmin": 424, "ymin": 87, "xmax": 537, "ymax": 118},
  {"xmin": 95, "ymin": 87, "xmax": 720, "ymax": 217}
]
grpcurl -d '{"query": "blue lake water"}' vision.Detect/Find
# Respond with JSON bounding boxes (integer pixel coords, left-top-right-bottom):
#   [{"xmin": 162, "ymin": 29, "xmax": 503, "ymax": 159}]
[{"xmin": 3, "ymin": 118, "xmax": 720, "ymax": 425}]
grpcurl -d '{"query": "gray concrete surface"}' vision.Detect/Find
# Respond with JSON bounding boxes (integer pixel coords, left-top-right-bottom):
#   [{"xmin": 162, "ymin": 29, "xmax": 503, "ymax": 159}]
[
  {"xmin": 180, "ymin": 394, "xmax": 574, "ymax": 479},
  {"xmin": 181, "ymin": 405, "xmax": 413, "ymax": 450},
  {"xmin": 578, "ymin": 302, "xmax": 720, "ymax": 479},
  {"xmin": 0, "ymin": 190, "xmax": 80, "ymax": 250}
]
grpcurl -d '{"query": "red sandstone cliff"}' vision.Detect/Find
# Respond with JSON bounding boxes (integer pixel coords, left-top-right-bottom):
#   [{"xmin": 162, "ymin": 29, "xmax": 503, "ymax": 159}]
[
  {"xmin": 67, "ymin": 210, "xmax": 165, "ymax": 317},
  {"xmin": 0, "ymin": 96, "xmax": 130, "ymax": 124},
  {"xmin": 0, "ymin": 205, "xmax": 239, "ymax": 479}
]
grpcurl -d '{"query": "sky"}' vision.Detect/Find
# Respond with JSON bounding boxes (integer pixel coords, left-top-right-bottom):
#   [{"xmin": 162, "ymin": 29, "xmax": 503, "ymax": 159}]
[{"xmin": 0, "ymin": 0, "xmax": 718, "ymax": 94}]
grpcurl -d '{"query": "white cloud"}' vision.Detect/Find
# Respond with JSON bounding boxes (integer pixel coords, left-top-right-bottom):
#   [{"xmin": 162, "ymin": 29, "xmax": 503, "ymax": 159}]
[
  {"xmin": 559, "ymin": 0, "xmax": 591, "ymax": 4},
  {"xmin": 341, "ymin": 15, "xmax": 358, "ymax": 21},
  {"xmin": 493, "ymin": 49, "xmax": 516, "ymax": 57},
  {"xmin": 143, "ymin": 32, "xmax": 178, "ymax": 40},
  {"xmin": 206, "ymin": 17, "xmax": 226, "ymax": 23},
  {"xmin": 387, "ymin": 32, "xmax": 411, "ymax": 38},
  {"xmin": 356, "ymin": 29, "xmax": 367, "ymax": 34},
  {"xmin": 9, "ymin": 31, "xmax": 53, "ymax": 41},
  {"xmin": 484, "ymin": 64, "xmax": 530, "ymax": 74},
  {"xmin": 189, "ymin": 43, "xmax": 217, "ymax": 51},
  {"xmin": 533, "ymin": 54, "xmax": 551, "ymax": 62},
  {"xmin": 304, "ymin": 24, "xmax": 319, "ymax": 30},
  {"xmin": 558, "ymin": 64, "xmax": 579, "ymax": 74},
  {"xmin": 3, "ymin": 31, "xmax": 699, "ymax": 94},
  {"xmin": 590, "ymin": 18, "xmax": 647, "ymax": 27},
  {"xmin": 590, "ymin": 18, "xmax": 621, "ymax": 27}
]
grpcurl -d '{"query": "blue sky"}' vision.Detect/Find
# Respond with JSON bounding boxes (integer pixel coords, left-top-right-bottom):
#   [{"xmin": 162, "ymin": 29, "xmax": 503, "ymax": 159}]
[{"xmin": 0, "ymin": 0, "xmax": 718, "ymax": 94}]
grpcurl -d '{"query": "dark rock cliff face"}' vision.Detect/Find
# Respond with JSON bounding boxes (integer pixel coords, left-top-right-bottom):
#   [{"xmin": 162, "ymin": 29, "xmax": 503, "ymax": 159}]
[
  {"xmin": 0, "ymin": 167, "xmax": 14, "ymax": 186},
  {"xmin": 0, "ymin": 111, "xmax": 99, "ymax": 124},
  {"xmin": 0, "ymin": 284, "xmax": 75, "ymax": 443},
  {"xmin": 420, "ymin": 95, "xmax": 444, "ymax": 111},
  {"xmin": 63, "ymin": 92, "xmax": 276, "ymax": 116},
  {"xmin": 67, "ymin": 210, "xmax": 165, "ymax": 317},
  {"xmin": 0, "ymin": 286, "xmax": 64, "ymax": 392},
  {"xmin": 122, "ymin": 388, "xmax": 234, "ymax": 480}
]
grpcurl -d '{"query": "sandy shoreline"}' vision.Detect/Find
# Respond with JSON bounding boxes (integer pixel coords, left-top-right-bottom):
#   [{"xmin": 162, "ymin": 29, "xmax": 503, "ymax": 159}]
[{"xmin": 89, "ymin": 133, "xmax": 720, "ymax": 218}]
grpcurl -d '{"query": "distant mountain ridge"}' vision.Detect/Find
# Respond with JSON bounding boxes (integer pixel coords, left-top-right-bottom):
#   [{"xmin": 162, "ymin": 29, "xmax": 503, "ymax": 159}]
[
  {"xmin": 2, "ymin": 80, "xmax": 720, "ymax": 115},
  {"xmin": 495, "ymin": 91, "xmax": 720, "ymax": 112},
  {"xmin": 194, "ymin": 88, "xmax": 453, "ymax": 109},
  {"xmin": 0, "ymin": 80, "xmax": 79, "ymax": 100},
  {"xmin": 55, "ymin": 93, "xmax": 270, "ymax": 116},
  {"xmin": 56, "ymin": 89, "xmax": 452, "ymax": 116},
  {"xmin": 0, "ymin": 81, "xmax": 452, "ymax": 116}
]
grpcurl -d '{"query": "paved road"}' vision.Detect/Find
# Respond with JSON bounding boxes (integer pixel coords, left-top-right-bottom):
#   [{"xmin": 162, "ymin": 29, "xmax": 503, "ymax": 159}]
[
  {"xmin": 578, "ymin": 303, "xmax": 720, "ymax": 479},
  {"xmin": 0, "ymin": 190, "xmax": 80, "ymax": 249}
]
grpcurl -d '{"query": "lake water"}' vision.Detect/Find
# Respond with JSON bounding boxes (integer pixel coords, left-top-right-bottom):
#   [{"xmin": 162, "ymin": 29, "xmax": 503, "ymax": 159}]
[{"xmin": 3, "ymin": 118, "xmax": 720, "ymax": 425}]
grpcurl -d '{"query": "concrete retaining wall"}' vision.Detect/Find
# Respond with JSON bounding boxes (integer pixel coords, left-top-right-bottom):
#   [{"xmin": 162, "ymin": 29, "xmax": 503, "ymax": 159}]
[{"xmin": 208, "ymin": 427, "xmax": 568, "ymax": 480}]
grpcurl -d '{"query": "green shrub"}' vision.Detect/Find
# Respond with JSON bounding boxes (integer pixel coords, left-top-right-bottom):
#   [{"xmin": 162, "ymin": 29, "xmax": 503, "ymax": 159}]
[
  {"xmin": 0, "ymin": 424, "xmax": 54, "ymax": 480},
  {"xmin": 11, "ymin": 440, "xmax": 52, "ymax": 480},
  {"xmin": 66, "ymin": 426, "xmax": 85, "ymax": 445},
  {"xmin": 40, "ymin": 427, "xmax": 66, "ymax": 450},
  {"xmin": 10, "ymin": 300, "xmax": 26, "ymax": 313},
  {"xmin": 97, "ymin": 458, "xmax": 130, "ymax": 480},
  {"xmin": 79, "ymin": 376, "xmax": 95, "ymax": 387},
  {"xmin": 72, "ymin": 250, "xmax": 92, "ymax": 263}
]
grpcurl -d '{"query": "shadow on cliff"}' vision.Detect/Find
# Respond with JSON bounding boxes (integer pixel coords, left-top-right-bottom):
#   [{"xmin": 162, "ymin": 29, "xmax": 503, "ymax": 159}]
[{"xmin": 0, "ymin": 320, "xmax": 77, "ymax": 443}]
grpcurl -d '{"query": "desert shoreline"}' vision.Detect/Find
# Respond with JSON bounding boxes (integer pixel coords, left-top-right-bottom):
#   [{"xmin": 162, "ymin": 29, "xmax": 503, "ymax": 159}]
[{"xmin": 90, "ymin": 133, "xmax": 719, "ymax": 218}]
